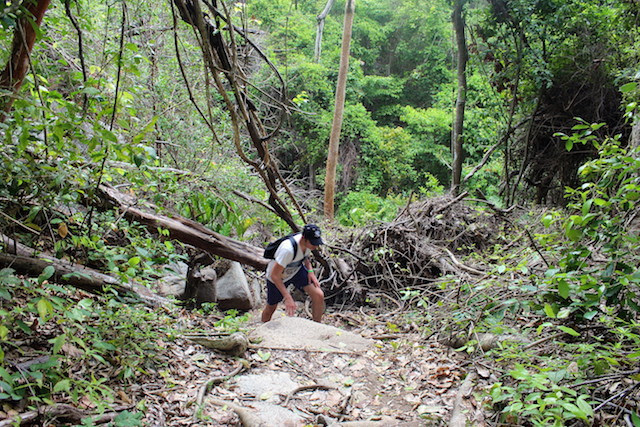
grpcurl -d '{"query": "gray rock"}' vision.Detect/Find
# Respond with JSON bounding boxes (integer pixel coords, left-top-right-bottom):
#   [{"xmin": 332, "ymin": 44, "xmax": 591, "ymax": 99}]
[
  {"xmin": 232, "ymin": 371, "xmax": 303, "ymax": 426},
  {"xmin": 156, "ymin": 262, "xmax": 188, "ymax": 296},
  {"xmin": 215, "ymin": 261, "xmax": 254, "ymax": 310}
]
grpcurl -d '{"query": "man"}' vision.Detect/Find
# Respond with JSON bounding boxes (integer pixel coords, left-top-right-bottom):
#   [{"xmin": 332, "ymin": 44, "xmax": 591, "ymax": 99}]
[{"xmin": 262, "ymin": 224, "xmax": 325, "ymax": 322}]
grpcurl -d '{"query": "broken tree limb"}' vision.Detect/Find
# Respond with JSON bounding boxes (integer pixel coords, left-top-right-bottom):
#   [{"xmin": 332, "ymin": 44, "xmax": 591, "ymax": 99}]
[
  {"xmin": 443, "ymin": 248, "xmax": 484, "ymax": 275},
  {"xmin": 98, "ymin": 183, "xmax": 269, "ymax": 270},
  {"xmin": 0, "ymin": 233, "xmax": 170, "ymax": 307}
]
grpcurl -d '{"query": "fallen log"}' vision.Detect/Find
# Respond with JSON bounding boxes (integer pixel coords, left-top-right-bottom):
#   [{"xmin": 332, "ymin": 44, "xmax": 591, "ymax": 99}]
[
  {"xmin": 0, "ymin": 403, "xmax": 131, "ymax": 427},
  {"xmin": 0, "ymin": 234, "xmax": 170, "ymax": 308},
  {"xmin": 98, "ymin": 184, "xmax": 269, "ymax": 271}
]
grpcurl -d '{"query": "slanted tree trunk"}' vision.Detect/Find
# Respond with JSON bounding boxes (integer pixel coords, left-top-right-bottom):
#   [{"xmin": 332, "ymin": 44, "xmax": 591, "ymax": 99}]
[
  {"xmin": 324, "ymin": 0, "xmax": 355, "ymax": 220},
  {"xmin": 451, "ymin": 0, "xmax": 468, "ymax": 194},
  {"xmin": 98, "ymin": 184, "xmax": 269, "ymax": 270},
  {"xmin": 314, "ymin": 0, "xmax": 336, "ymax": 63},
  {"xmin": 0, "ymin": 0, "xmax": 52, "ymax": 120}
]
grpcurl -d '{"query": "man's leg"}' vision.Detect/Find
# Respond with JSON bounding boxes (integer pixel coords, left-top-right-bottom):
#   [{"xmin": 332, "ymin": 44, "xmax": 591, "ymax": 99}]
[
  {"xmin": 262, "ymin": 280, "xmax": 283, "ymax": 322},
  {"xmin": 304, "ymin": 285, "xmax": 325, "ymax": 322},
  {"xmin": 261, "ymin": 303, "xmax": 278, "ymax": 322}
]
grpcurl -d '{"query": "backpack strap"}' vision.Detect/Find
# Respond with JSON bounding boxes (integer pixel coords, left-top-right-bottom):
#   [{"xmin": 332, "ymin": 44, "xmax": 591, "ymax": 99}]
[{"xmin": 287, "ymin": 235, "xmax": 299, "ymax": 260}]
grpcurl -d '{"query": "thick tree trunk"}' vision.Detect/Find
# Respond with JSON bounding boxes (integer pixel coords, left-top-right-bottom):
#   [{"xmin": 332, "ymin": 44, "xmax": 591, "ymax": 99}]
[
  {"xmin": 0, "ymin": 0, "xmax": 52, "ymax": 119},
  {"xmin": 451, "ymin": 0, "xmax": 468, "ymax": 194},
  {"xmin": 324, "ymin": 0, "xmax": 355, "ymax": 220},
  {"xmin": 0, "ymin": 234, "xmax": 170, "ymax": 307},
  {"xmin": 98, "ymin": 184, "xmax": 269, "ymax": 270}
]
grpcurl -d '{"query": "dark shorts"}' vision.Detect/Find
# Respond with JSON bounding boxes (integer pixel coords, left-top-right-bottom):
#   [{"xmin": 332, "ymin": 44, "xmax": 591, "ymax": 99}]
[{"xmin": 266, "ymin": 267, "xmax": 309, "ymax": 305}]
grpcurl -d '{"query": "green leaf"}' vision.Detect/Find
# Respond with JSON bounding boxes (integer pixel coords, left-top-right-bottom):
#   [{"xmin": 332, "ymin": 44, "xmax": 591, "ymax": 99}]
[
  {"xmin": 36, "ymin": 298, "xmax": 54, "ymax": 320},
  {"xmin": 0, "ymin": 380, "xmax": 13, "ymax": 394},
  {"xmin": 51, "ymin": 334, "xmax": 66, "ymax": 354},
  {"xmin": 566, "ymin": 227, "xmax": 582, "ymax": 241},
  {"xmin": 631, "ymin": 411, "xmax": 640, "ymax": 427},
  {"xmin": 0, "ymin": 366, "xmax": 13, "ymax": 383},
  {"xmin": 0, "ymin": 325, "xmax": 8, "ymax": 340},
  {"xmin": 558, "ymin": 326, "xmax": 580, "ymax": 337},
  {"xmin": 128, "ymin": 256, "xmax": 141, "ymax": 266},
  {"xmin": 558, "ymin": 279, "xmax": 570, "ymax": 299},
  {"xmin": 38, "ymin": 265, "xmax": 55, "ymax": 284},
  {"xmin": 576, "ymin": 396, "xmax": 593, "ymax": 418},
  {"xmin": 99, "ymin": 128, "xmax": 118, "ymax": 143},
  {"xmin": 509, "ymin": 364, "xmax": 530, "ymax": 380},
  {"xmin": 620, "ymin": 82, "xmax": 637, "ymax": 93},
  {"xmin": 53, "ymin": 379, "xmax": 71, "ymax": 393},
  {"xmin": 583, "ymin": 311, "xmax": 598, "ymax": 320},
  {"xmin": 561, "ymin": 402, "xmax": 587, "ymax": 420},
  {"xmin": 544, "ymin": 303, "xmax": 557, "ymax": 318}
]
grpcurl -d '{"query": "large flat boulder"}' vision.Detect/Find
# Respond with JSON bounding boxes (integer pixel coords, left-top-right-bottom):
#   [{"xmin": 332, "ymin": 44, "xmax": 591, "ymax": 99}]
[{"xmin": 250, "ymin": 316, "xmax": 373, "ymax": 353}]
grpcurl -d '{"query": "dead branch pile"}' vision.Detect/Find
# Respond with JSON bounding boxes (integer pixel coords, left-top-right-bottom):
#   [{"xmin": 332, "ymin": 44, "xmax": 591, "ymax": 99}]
[{"xmin": 325, "ymin": 195, "xmax": 503, "ymax": 303}]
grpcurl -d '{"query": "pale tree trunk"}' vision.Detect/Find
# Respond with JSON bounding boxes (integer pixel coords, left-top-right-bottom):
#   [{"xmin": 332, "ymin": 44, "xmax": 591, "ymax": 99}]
[
  {"xmin": 451, "ymin": 0, "xmax": 468, "ymax": 194},
  {"xmin": 324, "ymin": 0, "xmax": 355, "ymax": 221},
  {"xmin": 0, "ymin": 0, "xmax": 52, "ymax": 120},
  {"xmin": 631, "ymin": 120, "xmax": 640, "ymax": 150},
  {"xmin": 314, "ymin": 0, "xmax": 335, "ymax": 63}
]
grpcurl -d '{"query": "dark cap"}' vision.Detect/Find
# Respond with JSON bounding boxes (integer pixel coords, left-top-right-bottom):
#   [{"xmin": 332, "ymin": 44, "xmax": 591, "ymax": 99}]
[{"xmin": 302, "ymin": 224, "xmax": 324, "ymax": 246}]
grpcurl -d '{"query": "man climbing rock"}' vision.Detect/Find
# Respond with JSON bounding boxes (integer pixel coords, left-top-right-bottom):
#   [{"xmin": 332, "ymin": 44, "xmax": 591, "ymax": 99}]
[{"xmin": 262, "ymin": 224, "xmax": 325, "ymax": 322}]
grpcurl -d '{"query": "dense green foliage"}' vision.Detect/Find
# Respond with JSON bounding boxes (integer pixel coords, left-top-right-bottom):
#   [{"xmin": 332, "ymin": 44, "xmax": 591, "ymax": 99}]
[
  {"xmin": 248, "ymin": 0, "xmax": 468, "ymax": 201},
  {"xmin": 1, "ymin": 0, "xmax": 639, "ymax": 425}
]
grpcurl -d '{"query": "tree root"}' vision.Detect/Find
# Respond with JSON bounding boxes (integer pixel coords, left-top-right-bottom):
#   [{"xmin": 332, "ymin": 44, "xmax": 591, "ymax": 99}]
[
  {"xmin": 194, "ymin": 362, "xmax": 245, "ymax": 408},
  {"xmin": 449, "ymin": 372, "xmax": 476, "ymax": 427},
  {"xmin": 208, "ymin": 398, "xmax": 267, "ymax": 427},
  {"xmin": 282, "ymin": 384, "xmax": 336, "ymax": 406},
  {"xmin": 185, "ymin": 332, "xmax": 249, "ymax": 356}
]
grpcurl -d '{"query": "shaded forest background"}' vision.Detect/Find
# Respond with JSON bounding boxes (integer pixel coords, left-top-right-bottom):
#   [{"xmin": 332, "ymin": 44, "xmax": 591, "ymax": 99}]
[{"xmin": 1, "ymin": 0, "xmax": 640, "ymax": 425}]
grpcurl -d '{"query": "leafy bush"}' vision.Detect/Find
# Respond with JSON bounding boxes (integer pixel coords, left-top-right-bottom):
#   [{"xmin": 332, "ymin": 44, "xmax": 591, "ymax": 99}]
[
  {"xmin": 0, "ymin": 266, "xmax": 166, "ymax": 413},
  {"xmin": 489, "ymin": 364, "xmax": 594, "ymax": 426},
  {"xmin": 541, "ymin": 122, "xmax": 640, "ymax": 320},
  {"xmin": 336, "ymin": 191, "xmax": 404, "ymax": 227}
]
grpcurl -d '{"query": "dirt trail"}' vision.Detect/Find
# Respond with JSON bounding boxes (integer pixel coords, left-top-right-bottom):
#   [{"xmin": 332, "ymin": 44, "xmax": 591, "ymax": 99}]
[{"xmin": 185, "ymin": 312, "xmax": 477, "ymax": 426}]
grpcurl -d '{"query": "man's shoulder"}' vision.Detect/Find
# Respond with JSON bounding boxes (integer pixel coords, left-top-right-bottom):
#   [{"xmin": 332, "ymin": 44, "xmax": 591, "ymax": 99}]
[{"xmin": 275, "ymin": 237, "xmax": 296, "ymax": 256}]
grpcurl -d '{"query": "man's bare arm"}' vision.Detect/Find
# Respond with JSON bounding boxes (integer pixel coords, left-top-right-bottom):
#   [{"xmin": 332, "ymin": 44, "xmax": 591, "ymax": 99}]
[{"xmin": 271, "ymin": 263, "xmax": 296, "ymax": 315}]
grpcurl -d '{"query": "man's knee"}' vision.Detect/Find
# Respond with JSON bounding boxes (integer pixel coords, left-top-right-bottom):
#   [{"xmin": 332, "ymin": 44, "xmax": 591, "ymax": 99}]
[{"xmin": 307, "ymin": 286, "xmax": 324, "ymax": 301}]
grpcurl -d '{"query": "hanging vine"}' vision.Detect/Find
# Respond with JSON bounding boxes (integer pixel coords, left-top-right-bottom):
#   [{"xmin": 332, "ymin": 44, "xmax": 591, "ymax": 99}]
[{"xmin": 171, "ymin": 0, "xmax": 306, "ymax": 230}]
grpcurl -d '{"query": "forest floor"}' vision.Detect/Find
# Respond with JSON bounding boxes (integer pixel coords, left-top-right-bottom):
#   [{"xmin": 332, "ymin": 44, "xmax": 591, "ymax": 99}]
[{"xmin": 139, "ymin": 306, "xmax": 483, "ymax": 426}]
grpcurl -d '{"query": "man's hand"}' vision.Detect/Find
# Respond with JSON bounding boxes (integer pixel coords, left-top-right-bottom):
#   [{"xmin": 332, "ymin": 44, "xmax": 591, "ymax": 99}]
[
  {"xmin": 284, "ymin": 295, "xmax": 296, "ymax": 316},
  {"xmin": 309, "ymin": 274, "xmax": 321, "ymax": 288}
]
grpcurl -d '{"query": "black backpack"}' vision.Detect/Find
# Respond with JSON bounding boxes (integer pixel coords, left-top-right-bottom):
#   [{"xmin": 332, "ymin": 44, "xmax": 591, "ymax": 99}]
[{"xmin": 263, "ymin": 233, "xmax": 299, "ymax": 259}]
